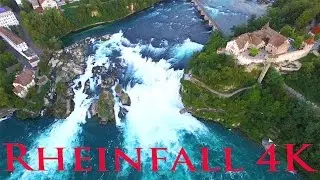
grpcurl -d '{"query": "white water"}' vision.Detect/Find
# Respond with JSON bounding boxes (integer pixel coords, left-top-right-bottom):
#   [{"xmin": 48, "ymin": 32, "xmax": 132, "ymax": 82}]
[
  {"xmin": 9, "ymin": 39, "xmax": 113, "ymax": 179},
  {"xmin": 8, "ymin": 32, "xmax": 207, "ymax": 179},
  {"xmin": 106, "ymin": 33, "xmax": 211, "ymax": 178},
  {"xmin": 170, "ymin": 38, "xmax": 204, "ymax": 62}
]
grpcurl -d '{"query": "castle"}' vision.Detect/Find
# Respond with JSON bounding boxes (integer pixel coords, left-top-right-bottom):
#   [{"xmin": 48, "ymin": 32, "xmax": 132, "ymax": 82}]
[
  {"xmin": 226, "ymin": 23, "xmax": 290, "ymax": 56},
  {"xmin": 223, "ymin": 23, "xmax": 315, "ymax": 68}
]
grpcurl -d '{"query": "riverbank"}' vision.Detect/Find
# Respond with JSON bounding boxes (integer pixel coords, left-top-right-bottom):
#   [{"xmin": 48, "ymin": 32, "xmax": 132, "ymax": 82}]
[
  {"xmin": 20, "ymin": 0, "xmax": 161, "ymax": 49},
  {"xmin": 181, "ymin": 32, "xmax": 320, "ymax": 180},
  {"xmin": 61, "ymin": 0, "xmax": 162, "ymax": 40}
]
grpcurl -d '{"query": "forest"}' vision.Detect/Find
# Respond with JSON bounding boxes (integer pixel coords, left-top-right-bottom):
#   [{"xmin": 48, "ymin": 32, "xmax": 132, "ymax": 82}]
[
  {"xmin": 0, "ymin": 41, "xmax": 20, "ymax": 108},
  {"xmin": 0, "ymin": 41, "xmax": 50, "ymax": 119},
  {"xmin": 284, "ymin": 54, "xmax": 320, "ymax": 104},
  {"xmin": 19, "ymin": 0, "xmax": 159, "ymax": 48},
  {"xmin": 62, "ymin": 0, "xmax": 159, "ymax": 29}
]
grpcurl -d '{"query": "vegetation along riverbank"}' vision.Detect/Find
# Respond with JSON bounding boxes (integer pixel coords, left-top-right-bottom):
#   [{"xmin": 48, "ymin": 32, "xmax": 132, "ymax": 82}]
[
  {"xmin": 0, "ymin": 0, "xmax": 159, "ymax": 120},
  {"xmin": 19, "ymin": 0, "xmax": 160, "ymax": 49},
  {"xmin": 181, "ymin": 0, "xmax": 320, "ymax": 179}
]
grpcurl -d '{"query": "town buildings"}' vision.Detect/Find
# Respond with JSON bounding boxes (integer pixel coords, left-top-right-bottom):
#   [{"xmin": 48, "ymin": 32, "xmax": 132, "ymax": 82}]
[
  {"xmin": 223, "ymin": 23, "xmax": 314, "ymax": 67},
  {"xmin": 0, "ymin": 27, "xmax": 28, "ymax": 52},
  {"xmin": 29, "ymin": 0, "xmax": 58, "ymax": 12},
  {"xmin": 0, "ymin": 27, "xmax": 40, "ymax": 68},
  {"xmin": 0, "ymin": 7, "xmax": 19, "ymax": 28},
  {"xmin": 13, "ymin": 69, "xmax": 36, "ymax": 98}
]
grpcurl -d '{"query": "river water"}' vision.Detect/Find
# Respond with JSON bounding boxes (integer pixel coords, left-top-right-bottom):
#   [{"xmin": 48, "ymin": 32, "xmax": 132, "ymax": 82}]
[{"xmin": 0, "ymin": 1, "xmax": 299, "ymax": 179}]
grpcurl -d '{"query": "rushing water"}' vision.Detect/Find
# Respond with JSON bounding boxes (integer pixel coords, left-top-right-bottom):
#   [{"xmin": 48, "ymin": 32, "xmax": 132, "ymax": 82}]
[
  {"xmin": 200, "ymin": 0, "xmax": 267, "ymax": 35},
  {"xmin": 0, "ymin": 1, "xmax": 299, "ymax": 179}
]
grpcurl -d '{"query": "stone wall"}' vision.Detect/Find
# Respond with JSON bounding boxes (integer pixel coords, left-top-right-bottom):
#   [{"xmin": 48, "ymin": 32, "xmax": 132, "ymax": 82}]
[
  {"xmin": 237, "ymin": 54, "xmax": 265, "ymax": 65},
  {"xmin": 272, "ymin": 43, "xmax": 313, "ymax": 63}
]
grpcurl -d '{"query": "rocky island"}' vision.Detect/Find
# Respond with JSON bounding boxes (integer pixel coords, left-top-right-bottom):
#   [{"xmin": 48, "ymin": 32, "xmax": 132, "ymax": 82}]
[{"xmin": 45, "ymin": 35, "xmax": 131, "ymax": 123}]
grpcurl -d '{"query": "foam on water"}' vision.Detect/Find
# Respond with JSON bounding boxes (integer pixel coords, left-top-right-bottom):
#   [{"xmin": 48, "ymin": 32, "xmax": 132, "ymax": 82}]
[
  {"xmin": 170, "ymin": 38, "xmax": 203, "ymax": 63},
  {"xmin": 92, "ymin": 33, "xmax": 210, "ymax": 178},
  {"xmin": 8, "ymin": 36, "xmax": 116, "ymax": 179}
]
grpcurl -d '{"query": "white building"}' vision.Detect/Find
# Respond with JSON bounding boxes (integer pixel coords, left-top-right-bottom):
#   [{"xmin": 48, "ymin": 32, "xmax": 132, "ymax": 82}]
[
  {"xmin": 39, "ymin": 0, "xmax": 58, "ymax": 9},
  {"xmin": 0, "ymin": 27, "xmax": 28, "ymax": 52},
  {"xmin": 0, "ymin": 7, "xmax": 19, "ymax": 28},
  {"xmin": 226, "ymin": 23, "xmax": 290, "ymax": 56},
  {"xmin": 13, "ymin": 69, "xmax": 36, "ymax": 98}
]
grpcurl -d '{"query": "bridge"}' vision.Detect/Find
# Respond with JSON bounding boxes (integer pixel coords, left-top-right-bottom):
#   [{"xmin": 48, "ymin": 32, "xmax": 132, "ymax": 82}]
[{"xmin": 190, "ymin": 0, "xmax": 222, "ymax": 32}]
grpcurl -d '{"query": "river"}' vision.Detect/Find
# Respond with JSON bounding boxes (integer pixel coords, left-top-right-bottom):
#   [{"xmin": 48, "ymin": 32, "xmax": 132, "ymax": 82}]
[{"xmin": 0, "ymin": 0, "xmax": 299, "ymax": 179}]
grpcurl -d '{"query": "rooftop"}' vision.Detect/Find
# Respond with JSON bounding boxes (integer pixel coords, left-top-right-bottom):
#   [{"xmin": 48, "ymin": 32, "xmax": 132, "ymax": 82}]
[
  {"xmin": 13, "ymin": 69, "xmax": 34, "ymax": 86},
  {"xmin": 0, "ymin": 27, "xmax": 25, "ymax": 45},
  {"xmin": 13, "ymin": 85, "xmax": 25, "ymax": 94},
  {"xmin": 233, "ymin": 23, "xmax": 288, "ymax": 49},
  {"xmin": 0, "ymin": 6, "xmax": 11, "ymax": 13},
  {"xmin": 312, "ymin": 26, "xmax": 320, "ymax": 35}
]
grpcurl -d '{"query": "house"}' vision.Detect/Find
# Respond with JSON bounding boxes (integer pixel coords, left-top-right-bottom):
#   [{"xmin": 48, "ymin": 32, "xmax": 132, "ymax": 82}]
[
  {"xmin": 29, "ymin": 0, "xmax": 58, "ymax": 11},
  {"xmin": 39, "ymin": 0, "xmax": 58, "ymax": 9},
  {"xmin": 0, "ymin": 7, "xmax": 19, "ymax": 28},
  {"xmin": 0, "ymin": 27, "xmax": 28, "ymax": 52},
  {"xmin": 13, "ymin": 69, "xmax": 35, "ymax": 98},
  {"xmin": 226, "ymin": 23, "xmax": 290, "ymax": 56},
  {"xmin": 226, "ymin": 33, "xmax": 265, "ymax": 55}
]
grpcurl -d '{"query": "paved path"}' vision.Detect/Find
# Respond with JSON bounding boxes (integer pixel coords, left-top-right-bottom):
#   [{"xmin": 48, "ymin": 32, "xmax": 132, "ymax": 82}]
[
  {"xmin": 184, "ymin": 73, "xmax": 253, "ymax": 98},
  {"xmin": 14, "ymin": 12, "xmax": 43, "ymax": 57}
]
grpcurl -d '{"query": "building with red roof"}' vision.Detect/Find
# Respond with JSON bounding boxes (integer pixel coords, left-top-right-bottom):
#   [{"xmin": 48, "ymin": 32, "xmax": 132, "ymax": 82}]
[
  {"xmin": 29, "ymin": 0, "xmax": 58, "ymax": 12},
  {"xmin": 0, "ymin": 27, "xmax": 28, "ymax": 52},
  {"xmin": 13, "ymin": 69, "xmax": 36, "ymax": 98},
  {"xmin": 311, "ymin": 26, "xmax": 320, "ymax": 35}
]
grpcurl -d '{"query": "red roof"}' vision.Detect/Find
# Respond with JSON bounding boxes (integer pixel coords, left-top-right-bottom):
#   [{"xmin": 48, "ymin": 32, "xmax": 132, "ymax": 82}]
[
  {"xmin": 13, "ymin": 69, "xmax": 34, "ymax": 86},
  {"xmin": 0, "ymin": 27, "xmax": 24, "ymax": 45},
  {"xmin": 312, "ymin": 26, "xmax": 320, "ymax": 35},
  {"xmin": 13, "ymin": 85, "xmax": 25, "ymax": 94},
  {"xmin": 305, "ymin": 37, "xmax": 315, "ymax": 45}
]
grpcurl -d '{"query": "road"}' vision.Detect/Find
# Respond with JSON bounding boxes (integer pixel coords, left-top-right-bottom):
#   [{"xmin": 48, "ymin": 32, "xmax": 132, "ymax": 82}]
[{"xmin": 14, "ymin": 12, "xmax": 43, "ymax": 57}]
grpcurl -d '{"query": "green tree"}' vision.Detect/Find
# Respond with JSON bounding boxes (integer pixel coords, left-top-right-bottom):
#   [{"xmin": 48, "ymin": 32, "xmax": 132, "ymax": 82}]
[
  {"xmin": 292, "ymin": 35, "xmax": 304, "ymax": 49},
  {"xmin": 0, "ymin": 88, "xmax": 10, "ymax": 108},
  {"xmin": 280, "ymin": 25, "xmax": 294, "ymax": 37},
  {"xmin": 21, "ymin": 0, "xmax": 33, "ymax": 12},
  {"xmin": 0, "ymin": 40, "xmax": 5, "ymax": 53},
  {"xmin": 56, "ymin": 82, "xmax": 67, "ymax": 95}
]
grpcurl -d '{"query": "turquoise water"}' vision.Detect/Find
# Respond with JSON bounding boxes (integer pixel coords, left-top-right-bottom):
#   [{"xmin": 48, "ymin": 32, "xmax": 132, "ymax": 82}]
[{"xmin": 0, "ymin": 1, "xmax": 299, "ymax": 179}]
